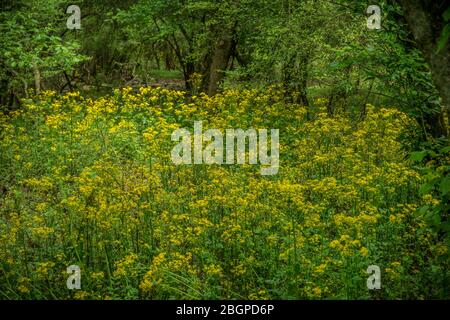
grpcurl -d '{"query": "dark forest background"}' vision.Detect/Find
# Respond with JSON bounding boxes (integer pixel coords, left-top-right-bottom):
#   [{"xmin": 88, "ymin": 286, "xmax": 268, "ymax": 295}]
[{"xmin": 1, "ymin": 0, "xmax": 449, "ymax": 140}]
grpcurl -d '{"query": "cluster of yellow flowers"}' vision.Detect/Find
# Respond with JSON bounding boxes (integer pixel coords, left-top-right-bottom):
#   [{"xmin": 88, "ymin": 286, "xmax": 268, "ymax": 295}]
[{"xmin": 0, "ymin": 87, "xmax": 447, "ymax": 299}]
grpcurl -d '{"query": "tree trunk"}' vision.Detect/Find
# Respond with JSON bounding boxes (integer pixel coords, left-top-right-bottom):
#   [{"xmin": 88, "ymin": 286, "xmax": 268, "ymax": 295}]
[
  {"xmin": 164, "ymin": 43, "xmax": 175, "ymax": 70},
  {"xmin": 283, "ymin": 53, "xmax": 310, "ymax": 108},
  {"xmin": 397, "ymin": 0, "xmax": 450, "ymax": 137},
  {"xmin": 207, "ymin": 33, "xmax": 234, "ymax": 96},
  {"xmin": 33, "ymin": 63, "xmax": 41, "ymax": 95},
  {"xmin": 183, "ymin": 61, "xmax": 195, "ymax": 91},
  {"xmin": 152, "ymin": 43, "xmax": 161, "ymax": 70}
]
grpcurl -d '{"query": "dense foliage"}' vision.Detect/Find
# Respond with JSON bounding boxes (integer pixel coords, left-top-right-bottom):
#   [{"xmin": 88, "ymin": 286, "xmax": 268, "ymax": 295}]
[
  {"xmin": 0, "ymin": 0, "xmax": 449, "ymax": 300},
  {"xmin": 0, "ymin": 88, "xmax": 448, "ymax": 299}
]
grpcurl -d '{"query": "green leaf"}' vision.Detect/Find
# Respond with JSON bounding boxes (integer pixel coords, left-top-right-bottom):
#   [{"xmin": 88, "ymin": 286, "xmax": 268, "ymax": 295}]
[
  {"xmin": 425, "ymin": 211, "xmax": 441, "ymax": 227},
  {"xmin": 440, "ymin": 146, "xmax": 450, "ymax": 154},
  {"xmin": 416, "ymin": 205, "xmax": 429, "ymax": 216},
  {"xmin": 410, "ymin": 151, "xmax": 427, "ymax": 162},
  {"xmin": 431, "ymin": 213, "xmax": 441, "ymax": 226},
  {"xmin": 439, "ymin": 176, "xmax": 450, "ymax": 195},
  {"xmin": 419, "ymin": 183, "xmax": 433, "ymax": 195},
  {"xmin": 437, "ymin": 24, "xmax": 450, "ymax": 52},
  {"xmin": 442, "ymin": 221, "xmax": 450, "ymax": 232},
  {"xmin": 443, "ymin": 7, "xmax": 450, "ymax": 21}
]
